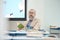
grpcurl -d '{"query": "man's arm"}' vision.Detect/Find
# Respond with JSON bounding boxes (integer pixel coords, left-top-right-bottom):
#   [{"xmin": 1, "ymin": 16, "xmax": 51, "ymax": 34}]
[
  {"xmin": 31, "ymin": 19, "xmax": 41, "ymax": 30},
  {"xmin": 33, "ymin": 19, "xmax": 40, "ymax": 30}
]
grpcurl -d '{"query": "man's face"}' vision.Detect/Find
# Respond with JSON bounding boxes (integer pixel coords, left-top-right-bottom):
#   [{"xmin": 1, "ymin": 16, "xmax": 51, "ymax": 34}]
[{"xmin": 29, "ymin": 10, "xmax": 36, "ymax": 20}]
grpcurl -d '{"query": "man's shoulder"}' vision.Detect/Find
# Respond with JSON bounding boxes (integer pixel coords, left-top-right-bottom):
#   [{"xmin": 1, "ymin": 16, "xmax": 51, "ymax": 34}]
[{"xmin": 34, "ymin": 18, "xmax": 40, "ymax": 21}]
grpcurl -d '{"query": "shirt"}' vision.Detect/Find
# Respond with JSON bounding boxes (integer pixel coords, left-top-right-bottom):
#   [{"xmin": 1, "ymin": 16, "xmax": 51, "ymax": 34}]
[{"xmin": 26, "ymin": 20, "xmax": 33, "ymax": 30}]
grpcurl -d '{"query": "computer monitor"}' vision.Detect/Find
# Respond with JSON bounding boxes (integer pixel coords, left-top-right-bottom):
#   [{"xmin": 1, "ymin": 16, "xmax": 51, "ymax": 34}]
[{"xmin": 4, "ymin": 0, "xmax": 27, "ymax": 21}]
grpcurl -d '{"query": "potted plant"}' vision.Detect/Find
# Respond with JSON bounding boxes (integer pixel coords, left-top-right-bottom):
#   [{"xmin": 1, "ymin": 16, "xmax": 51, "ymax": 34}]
[{"xmin": 17, "ymin": 24, "xmax": 24, "ymax": 31}]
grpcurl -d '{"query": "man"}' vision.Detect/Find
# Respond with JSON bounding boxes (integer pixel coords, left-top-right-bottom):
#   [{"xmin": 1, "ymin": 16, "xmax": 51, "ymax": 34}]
[{"xmin": 23, "ymin": 9, "xmax": 40, "ymax": 31}]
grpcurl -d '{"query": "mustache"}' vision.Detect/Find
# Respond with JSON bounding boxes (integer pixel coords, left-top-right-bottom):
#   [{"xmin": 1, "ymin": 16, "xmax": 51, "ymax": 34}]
[
  {"xmin": 30, "ymin": 15, "xmax": 33, "ymax": 16},
  {"xmin": 29, "ymin": 15, "xmax": 34, "ymax": 17}
]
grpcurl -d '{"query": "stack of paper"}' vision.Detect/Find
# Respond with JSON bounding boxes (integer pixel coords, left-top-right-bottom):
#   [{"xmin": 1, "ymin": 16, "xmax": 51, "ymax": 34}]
[{"xmin": 27, "ymin": 30, "xmax": 44, "ymax": 37}]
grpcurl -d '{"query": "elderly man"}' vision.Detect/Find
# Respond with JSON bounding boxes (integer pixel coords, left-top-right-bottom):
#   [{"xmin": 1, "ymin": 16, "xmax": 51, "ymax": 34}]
[{"xmin": 23, "ymin": 9, "xmax": 40, "ymax": 31}]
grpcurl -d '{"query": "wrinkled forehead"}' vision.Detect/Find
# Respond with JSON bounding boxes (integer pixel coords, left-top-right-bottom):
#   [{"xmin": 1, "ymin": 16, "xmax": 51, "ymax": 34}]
[{"xmin": 29, "ymin": 9, "xmax": 36, "ymax": 12}]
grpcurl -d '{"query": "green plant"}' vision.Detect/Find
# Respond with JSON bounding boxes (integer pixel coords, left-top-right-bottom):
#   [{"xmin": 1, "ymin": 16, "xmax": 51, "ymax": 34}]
[{"xmin": 17, "ymin": 24, "xmax": 24, "ymax": 29}]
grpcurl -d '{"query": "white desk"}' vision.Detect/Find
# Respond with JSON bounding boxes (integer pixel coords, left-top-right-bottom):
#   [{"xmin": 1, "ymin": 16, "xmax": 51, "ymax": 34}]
[
  {"xmin": 4, "ymin": 36, "xmax": 58, "ymax": 40},
  {"xmin": 4, "ymin": 30, "xmax": 58, "ymax": 40}
]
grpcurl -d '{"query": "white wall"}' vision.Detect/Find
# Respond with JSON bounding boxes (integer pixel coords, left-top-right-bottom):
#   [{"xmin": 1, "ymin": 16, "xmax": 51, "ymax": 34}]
[
  {"xmin": 43, "ymin": 0, "xmax": 60, "ymax": 31},
  {"xmin": 0, "ymin": 0, "xmax": 9, "ymax": 39}
]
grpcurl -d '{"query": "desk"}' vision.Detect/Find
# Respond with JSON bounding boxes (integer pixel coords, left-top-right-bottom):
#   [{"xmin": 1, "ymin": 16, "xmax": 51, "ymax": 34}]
[
  {"xmin": 5, "ymin": 36, "xmax": 58, "ymax": 40},
  {"xmin": 5, "ymin": 30, "xmax": 58, "ymax": 40}
]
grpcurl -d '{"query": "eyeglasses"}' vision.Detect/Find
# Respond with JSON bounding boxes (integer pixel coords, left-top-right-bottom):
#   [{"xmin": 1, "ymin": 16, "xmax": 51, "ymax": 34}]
[{"xmin": 29, "ymin": 12, "xmax": 34, "ymax": 14}]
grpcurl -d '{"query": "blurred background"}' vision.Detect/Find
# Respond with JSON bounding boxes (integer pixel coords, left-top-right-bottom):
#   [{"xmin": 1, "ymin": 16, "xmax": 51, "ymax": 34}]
[{"xmin": 0, "ymin": 0, "xmax": 60, "ymax": 40}]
